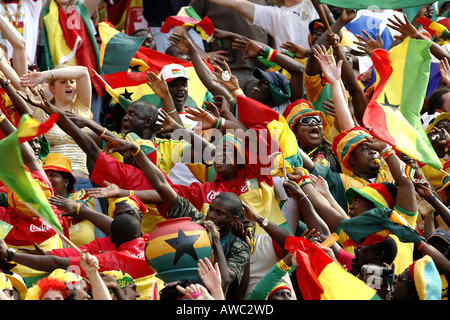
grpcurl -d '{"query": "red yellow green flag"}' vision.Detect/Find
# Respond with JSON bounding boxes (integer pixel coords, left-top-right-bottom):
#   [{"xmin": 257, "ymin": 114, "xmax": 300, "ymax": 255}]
[
  {"xmin": 362, "ymin": 38, "xmax": 441, "ymax": 170},
  {"xmin": 98, "ymin": 21, "xmax": 146, "ymax": 75},
  {"xmin": 285, "ymin": 236, "xmax": 381, "ymax": 300},
  {"xmin": 236, "ymin": 96, "xmax": 303, "ymax": 177},
  {"xmin": 41, "ymin": 0, "xmax": 102, "ymax": 95},
  {"xmin": 0, "ymin": 114, "xmax": 63, "ymax": 234},
  {"xmin": 97, "ymin": 46, "xmax": 213, "ymax": 111},
  {"xmin": 416, "ymin": 16, "xmax": 450, "ymax": 44},
  {"xmin": 93, "ymin": 70, "xmax": 159, "ymax": 111},
  {"xmin": 161, "ymin": 6, "xmax": 215, "ymax": 42}
]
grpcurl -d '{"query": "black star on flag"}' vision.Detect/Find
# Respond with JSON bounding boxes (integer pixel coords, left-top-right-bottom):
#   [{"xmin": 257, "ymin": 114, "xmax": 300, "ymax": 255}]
[
  {"xmin": 165, "ymin": 230, "xmax": 200, "ymax": 265},
  {"xmin": 380, "ymin": 93, "xmax": 400, "ymax": 111},
  {"xmin": 120, "ymin": 88, "xmax": 133, "ymax": 100}
]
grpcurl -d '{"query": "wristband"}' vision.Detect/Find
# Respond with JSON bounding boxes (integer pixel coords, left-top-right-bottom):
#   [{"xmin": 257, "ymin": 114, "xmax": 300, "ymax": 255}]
[
  {"xmin": 260, "ymin": 47, "xmax": 277, "ymax": 62},
  {"xmin": 296, "ymin": 175, "xmax": 312, "ymax": 187},
  {"xmin": 2, "ymin": 79, "xmax": 10, "ymax": 88},
  {"xmin": 215, "ymin": 118, "xmax": 221, "ymax": 129},
  {"xmin": 231, "ymin": 88, "xmax": 245, "ymax": 98},
  {"xmin": 167, "ymin": 109, "xmax": 177, "ymax": 115},
  {"xmin": 0, "ymin": 113, "xmax": 5, "ymax": 124},
  {"xmin": 220, "ymin": 117, "xmax": 225, "ymax": 129},
  {"xmin": 76, "ymin": 202, "xmax": 81, "ymax": 216},
  {"xmin": 418, "ymin": 241, "xmax": 426, "ymax": 250},
  {"xmin": 129, "ymin": 190, "xmax": 135, "ymax": 196},
  {"xmin": 277, "ymin": 259, "xmax": 291, "ymax": 272}
]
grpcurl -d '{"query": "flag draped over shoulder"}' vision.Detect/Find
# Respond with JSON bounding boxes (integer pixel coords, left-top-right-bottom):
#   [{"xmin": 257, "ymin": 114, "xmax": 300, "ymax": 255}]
[
  {"xmin": 236, "ymin": 96, "xmax": 303, "ymax": 177},
  {"xmin": 98, "ymin": 21, "xmax": 146, "ymax": 75},
  {"xmin": 318, "ymin": 0, "xmax": 436, "ymax": 10},
  {"xmin": 362, "ymin": 38, "xmax": 441, "ymax": 170},
  {"xmin": 161, "ymin": 6, "xmax": 215, "ymax": 42},
  {"xmin": 285, "ymin": 236, "xmax": 381, "ymax": 300},
  {"xmin": 95, "ymin": 46, "xmax": 213, "ymax": 111},
  {"xmin": 0, "ymin": 114, "xmax": 63, "ymax": 234},
  {"xmin": 41, "ymin": 0, "xmax": 102, "ymax": 95},
  {"xmin": 337, "ymin": 207, "xmax": 423, "ymax": 247}
]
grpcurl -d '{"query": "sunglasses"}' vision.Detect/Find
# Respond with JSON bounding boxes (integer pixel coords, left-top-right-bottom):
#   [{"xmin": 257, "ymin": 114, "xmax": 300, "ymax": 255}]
[{"xmin": 299, "ymin": 115, "xmax": 323, "ymax": 126}]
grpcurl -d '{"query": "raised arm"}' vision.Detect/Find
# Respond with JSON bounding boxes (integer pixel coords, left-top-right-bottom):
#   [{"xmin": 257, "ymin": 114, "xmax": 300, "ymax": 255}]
[
  {"xmin": 20, "ymin": 66, "xmax": 92, "ymax": 109},
  {"xmin": 105, "ymin": 134, "xmax": 178, "ymax": 211},
  {"xmin": 313, "ymin": 44, "xmax": 355, "ymax": 131},
  {"xmin": 232, "ymin": 36, "xmax": 305, "ymax": 101}
]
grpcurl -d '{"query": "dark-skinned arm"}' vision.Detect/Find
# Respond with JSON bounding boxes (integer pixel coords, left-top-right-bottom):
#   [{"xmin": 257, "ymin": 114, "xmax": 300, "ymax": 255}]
[
  {"xmin": 0, "ymin": 239, "xmax": 70, "ymax": 272},
  {"xmin": 305, "ymin": 9, "xmax": 357, "ymax": 76}
]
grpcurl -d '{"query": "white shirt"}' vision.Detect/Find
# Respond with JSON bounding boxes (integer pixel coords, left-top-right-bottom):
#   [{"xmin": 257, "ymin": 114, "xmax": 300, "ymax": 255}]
[
  {"xmin": 0, "ymin": 0, "xmax": 42, "ymax": 62},
  {"xmin": 252, "ymin": 0, "xmax": 319, "ymax": 51}
]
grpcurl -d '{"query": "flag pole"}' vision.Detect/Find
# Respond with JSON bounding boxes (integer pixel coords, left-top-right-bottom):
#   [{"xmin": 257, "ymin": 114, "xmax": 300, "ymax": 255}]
[
  {"xmin": 24, "ymin": 203, "xmax": 81, "ymax": 253},
  {"xmin": 441, "ymin": 169, "xmax": 450, "ymax": 177},
  {"xmin": 312, "ymin": 0, "xmax": 332, "ymax": 33}
]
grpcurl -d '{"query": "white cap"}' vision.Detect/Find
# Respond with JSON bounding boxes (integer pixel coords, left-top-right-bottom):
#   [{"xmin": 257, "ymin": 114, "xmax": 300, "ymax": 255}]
[{"xmin": 160, "ymin": 64, "xmax": 190, "ymax": 83}]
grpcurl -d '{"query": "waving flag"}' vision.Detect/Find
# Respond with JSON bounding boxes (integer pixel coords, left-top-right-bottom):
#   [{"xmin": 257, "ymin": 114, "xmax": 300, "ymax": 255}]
[
  {"xmin": 0, "ymin": 114, "xmax": 63, "ymax": 234},
  {"xmin": 417, "ymin": 16, "xmax": 450, "ymax": 45},
  {"xmin": 98, "ymin": 21, "xmax": 146, "ymax": 75},
  {"xmin": 362, "ymin": 38, "xmax": 441, "ymax": 170},
  {"xmin": 161, "ymin": 6, "xmax": 215, "ymax": 42},
  {"xmin": 236, "ymin": 96, "xmax": 302, "ymax": 177},
  {"xmin": 93, "ymin": 70, "xmax": 160, "ymax": 111},
  {"xmin": 98, "ymin": 46, "xmax": 213, "ymax": 111},
  {"xmin": 285, "ymin": 236, "xmax": 381, "ymax": 300}
]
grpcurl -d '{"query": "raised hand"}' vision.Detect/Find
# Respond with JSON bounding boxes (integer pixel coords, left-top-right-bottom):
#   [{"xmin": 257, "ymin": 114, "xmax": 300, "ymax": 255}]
[
  {"xmin": 232, "ymin": 36, "xmax": 261, "ymax": 61},
  {"xmin": 280, "ymin": 41, "xmax": 310, "ymax": 59},
  {"xmin": 146, "ymin": 71, "xmax": 169, "ymax": 98},
  {"xmin": 354, "ymin": 30, "xmax": 384, "ymax": 55},
  {"xmin": 387, "ymin": 13, "xmax": 419, "ymax": 41},
  {"xmin": 313, "ymin": 44, "xmax": 343, "ymax": 84},
  {"xmin": 184, "ymin": 106, "xmax": 217, "ymax": 130},
  {"xmin": 439, "ymin": 57, "xmax": 450, "ymax": 87},
  {"xmin": 155, "ymin": 108, "xmax": 184, "ymax": 135},
  {"xmin": 87, "ymin": 181, "xmax": 122, "ymax": 199}
]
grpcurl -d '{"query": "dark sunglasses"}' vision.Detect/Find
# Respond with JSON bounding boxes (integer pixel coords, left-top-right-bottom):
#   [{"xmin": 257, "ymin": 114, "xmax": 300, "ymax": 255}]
[{"xmin": 299, "ymin": 115, "xmax": 323, "ymax": 126}]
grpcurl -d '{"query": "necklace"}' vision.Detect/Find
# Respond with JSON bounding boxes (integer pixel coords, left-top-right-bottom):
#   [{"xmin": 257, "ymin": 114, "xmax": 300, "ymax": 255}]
[{"xmin": 0, "ymin": 0, "xmax": 22, "ymax": 30}]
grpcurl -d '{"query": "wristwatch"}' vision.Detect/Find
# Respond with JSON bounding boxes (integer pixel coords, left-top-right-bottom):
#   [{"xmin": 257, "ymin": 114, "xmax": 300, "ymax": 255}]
[
  {"xmin": 6, "ymin": 248, "xmax": 16, "ymax": 262},
  {"xmin": 261, "ymin": 218, "xmax": 269, "ymax": 227}
]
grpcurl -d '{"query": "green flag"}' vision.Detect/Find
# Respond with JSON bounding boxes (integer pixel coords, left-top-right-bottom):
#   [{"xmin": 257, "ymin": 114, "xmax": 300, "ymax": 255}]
[{"xmin": 0, "ymin": 115, "xmax": 63, "ymax": 234}]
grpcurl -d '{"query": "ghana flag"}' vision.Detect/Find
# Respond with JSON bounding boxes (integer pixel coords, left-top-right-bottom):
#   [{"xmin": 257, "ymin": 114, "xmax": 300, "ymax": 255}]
[
  {"xmin": 93, "ymin": 69, "xmax": 160, "ymax": 111},
  {"xmin": 161, "ymin": 6, "xmax": 215, "ymax": 42},
  {"xmin": 236, "ymin": 95, "xmax": 303, "ymax": 177},
  {"xmin": 0, "ymin": 114, "xmax": 63, "ymax": 234},
  {"xmin": 318, "ymin": 0, "xmax": 436, "ymax": 9},
  {"xmin": 95, "ymin": 46, "xmax": 213, "ymax": 111},
  {"xmin": 98, "ymin": 21, "xmax": 146, "ymax": 75},
  {"xmin": 362, "ymin": 38, "xmax": 441, "ymax": 170},
  {"xmin": 285, "ymin": 236, "xmax": 381, "ymax": 300}
]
